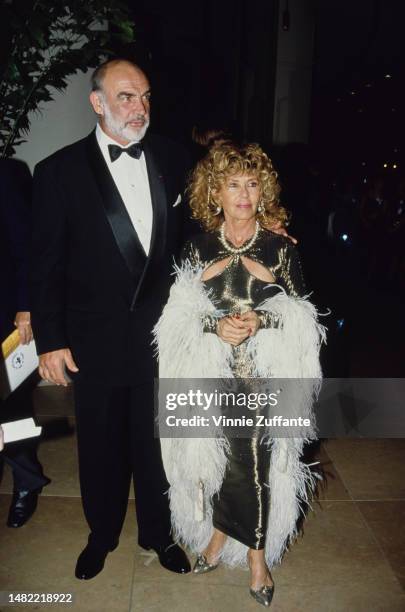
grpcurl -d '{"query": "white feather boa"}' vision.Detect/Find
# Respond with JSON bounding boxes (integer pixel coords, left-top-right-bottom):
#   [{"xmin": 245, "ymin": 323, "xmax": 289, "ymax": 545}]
[{"xmin": 153, "ymin": 262, "xmax": 326, "ymax": 567}]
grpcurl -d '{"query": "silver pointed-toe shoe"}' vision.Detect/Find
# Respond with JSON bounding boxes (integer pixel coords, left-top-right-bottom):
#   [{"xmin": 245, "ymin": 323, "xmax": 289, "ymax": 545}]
[
  {"xmin": 249, "ymin": 584, "xmax": 275, "ymax": 607},
  {"xmin": 192, "ymin": 553, "xmax": 219, "ymax": 574}
]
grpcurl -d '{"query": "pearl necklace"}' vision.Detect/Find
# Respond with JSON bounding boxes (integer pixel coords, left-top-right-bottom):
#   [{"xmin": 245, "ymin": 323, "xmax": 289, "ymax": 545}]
[{"xmin": 219, "ymin": 221, "xmax": 260, "ymax": 254}]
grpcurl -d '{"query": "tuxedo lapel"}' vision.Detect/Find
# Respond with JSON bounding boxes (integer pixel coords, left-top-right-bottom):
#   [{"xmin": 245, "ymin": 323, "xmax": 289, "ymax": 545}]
[
  {"xmin": 130, "ymin": 138, "xmax": 168, "ymax": 308},
  {"xmin": 85, "ymin": 132, "xmax": 147, "ymax": 280}
]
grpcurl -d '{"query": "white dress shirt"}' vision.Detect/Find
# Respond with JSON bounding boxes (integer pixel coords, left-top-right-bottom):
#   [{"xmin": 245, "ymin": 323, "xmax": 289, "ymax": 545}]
[{"xmin": 96, "ymin": 124, "xmax": 153, "ymax": 255}]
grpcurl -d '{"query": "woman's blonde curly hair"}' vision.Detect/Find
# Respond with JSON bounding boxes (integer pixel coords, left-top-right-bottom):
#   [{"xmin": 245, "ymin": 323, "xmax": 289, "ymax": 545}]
[{"xmin": 187, "ymin": 141, "xmax": 289, "ymax": 231}]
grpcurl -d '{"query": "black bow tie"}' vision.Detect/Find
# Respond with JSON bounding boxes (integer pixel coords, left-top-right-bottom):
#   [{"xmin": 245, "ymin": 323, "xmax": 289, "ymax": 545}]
[{"xmin": 108, "ymin": 142, "xmax": 143, "ymax": 162}]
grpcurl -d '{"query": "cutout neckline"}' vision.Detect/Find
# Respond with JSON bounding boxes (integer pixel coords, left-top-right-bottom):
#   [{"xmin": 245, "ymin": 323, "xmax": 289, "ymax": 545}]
[{"xmin": 201, "ymin": 256, "xmax": 275, "ymax": 285}]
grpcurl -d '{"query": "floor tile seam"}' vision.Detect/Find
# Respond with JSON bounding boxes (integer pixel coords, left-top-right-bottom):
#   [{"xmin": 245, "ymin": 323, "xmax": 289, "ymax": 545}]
[
  {"xmin": 128, "ymin": 546, "xmax": 156, "ymax": 612},
  {"xmin": 317, "ymin": 442, "xmax": 353, "ymax": 498},
  {"xmin": 352, "ymin": 498, "xmax": 405, "ymax": 595},
  {"xmin": 320, "ymin": 442, "xmax": 358, "ymax": 503},
  {"xmin": 353, "ymin": 498, "xmax": 405, "ymax": 502},
  {"xmin": 128, "ymin": 547, "xmax": 140, "ymax": 611},
  {"xmin": 41, "ymin": 493, "xmax": 82, "ymax": 498},
  {"xmin": 36, "ymin": 414, "xmax": 76, "ymax": 418},
  {"xmin": 0, "ymin": 492, "xmax": 82, "ymax": 499},
  {"xmin": 315, "ymin": 445, "xmax": 405, "ymax": 503},
  {"xmin": 322, "ymin": 445, "xmax": 405, "ymax": 593},
  {"xmin": 128, "ymin": 575, "xmax": 250, "ymax": 588},
  {"xmin": 317, "ymin": 497, "xmax": 405, "ymax": 502},
  {"xmin": 0, "ymin": 493, "xmax": 138, "ymax": 501},
  {"xmin": 315, "ymin": 498, "xmax": 355, "ymax": 503}
]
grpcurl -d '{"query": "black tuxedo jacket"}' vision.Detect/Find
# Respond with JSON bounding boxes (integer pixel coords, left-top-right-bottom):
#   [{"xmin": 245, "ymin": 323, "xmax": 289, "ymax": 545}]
[
  {"xmin": 31, "ymin": 130, "xmax": 191, "ymax": 384},
  {"xmin": 0, "ymin": 159, "xmax": 32, "ymax": 341}
]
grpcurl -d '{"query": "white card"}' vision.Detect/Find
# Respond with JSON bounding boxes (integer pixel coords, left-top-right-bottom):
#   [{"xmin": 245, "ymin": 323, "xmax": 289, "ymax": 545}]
[{"xmin": 1, "ymin": 418, "xmax": 42, "ymax": 443}]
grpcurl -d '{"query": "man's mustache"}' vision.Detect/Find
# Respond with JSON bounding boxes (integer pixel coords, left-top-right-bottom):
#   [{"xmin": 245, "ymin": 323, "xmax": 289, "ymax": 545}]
[{"xmin": 125, "ymin": 115, "xmax": 147, "ymax": 126}]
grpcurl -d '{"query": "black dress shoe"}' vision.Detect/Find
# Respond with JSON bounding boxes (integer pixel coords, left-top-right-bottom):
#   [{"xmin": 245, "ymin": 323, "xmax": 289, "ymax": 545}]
[
  {"xmin": 7, "ymin": 489, "xmax": 40, "ymax": 528},
  {"xmin": 75, "ymin": 544, "xmax": 110, "ymax": 580},
  {"xmin": 139, "ymin": 540, "xmax": 191, "ymax": 574}
]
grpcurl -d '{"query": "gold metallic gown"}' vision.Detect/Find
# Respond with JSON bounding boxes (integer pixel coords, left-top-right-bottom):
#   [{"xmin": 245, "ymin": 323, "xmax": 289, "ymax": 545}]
[{"xmin": 181, "ymin": 227, "xmax": 306, "ymax": 549}]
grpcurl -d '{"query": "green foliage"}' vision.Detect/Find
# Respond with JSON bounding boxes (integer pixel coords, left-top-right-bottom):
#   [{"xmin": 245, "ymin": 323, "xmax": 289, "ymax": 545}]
[{"xmin": 0, "ymin": 0, "xmax": 135, "ymax": 157}]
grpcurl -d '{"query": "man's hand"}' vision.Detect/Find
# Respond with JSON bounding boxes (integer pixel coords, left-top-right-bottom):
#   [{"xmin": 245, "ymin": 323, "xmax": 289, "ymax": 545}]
[
  {"xmin": 265, "ymin": 220, "xmax": 298, "ymax": 244},
  {"xmin": 14, "ymin": 311, "xmax": 33, "ymax": 345},
  {"xmin": 39, "ymin": 348, "xmax": 79, "ymax": 387}
]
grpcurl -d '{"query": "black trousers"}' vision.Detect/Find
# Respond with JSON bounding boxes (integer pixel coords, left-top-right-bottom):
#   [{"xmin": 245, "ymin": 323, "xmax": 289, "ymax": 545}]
[
  {"xmin": 73, "ymin": 378, "xmax": 171, "ymax": 551},
  {"xmin": 0, "ymin": 374, "xmax": 49, "ymax": 492}
]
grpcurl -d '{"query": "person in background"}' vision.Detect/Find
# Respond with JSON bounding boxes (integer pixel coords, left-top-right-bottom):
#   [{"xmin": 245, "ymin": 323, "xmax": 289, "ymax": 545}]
[
  {"xmin": 0, "ymin": 158, "xmax": 50, "ymax": 528},
  {"xmin": 385, "ymin": 175, "xmax": 405, "ymax": 283},
  {"xmin": 359, "ymin": 175, "xmax": 389, "ymax": 280},
  {"xmin": 191, "ymin": 124, "xmax": 231, "ymax": 160}
]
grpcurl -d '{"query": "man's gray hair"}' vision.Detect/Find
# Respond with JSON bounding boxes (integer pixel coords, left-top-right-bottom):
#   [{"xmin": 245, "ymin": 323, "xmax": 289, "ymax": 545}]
[{"xmin": 90, "ymin": 58, "xmax": 144, "ymax": 92}]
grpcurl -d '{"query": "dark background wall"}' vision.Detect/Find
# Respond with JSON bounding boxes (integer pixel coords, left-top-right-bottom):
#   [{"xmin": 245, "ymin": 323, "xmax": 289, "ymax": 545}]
[
  {"xmin": 125, "ymin": 0, "xmax": 279, "ymax": 145},
  {"xmin": 122, "ymin": 0, "xmax": 405, "ymax": 178},
  {"xmin": 311, "ymin": 0, "xmax": 405, "ymax": 172}
]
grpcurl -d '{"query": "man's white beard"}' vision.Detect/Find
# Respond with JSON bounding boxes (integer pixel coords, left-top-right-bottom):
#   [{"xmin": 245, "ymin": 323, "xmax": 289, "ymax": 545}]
[{"xmin": 101, "ymin": 98, "xmax": 149, "ymax": 142}]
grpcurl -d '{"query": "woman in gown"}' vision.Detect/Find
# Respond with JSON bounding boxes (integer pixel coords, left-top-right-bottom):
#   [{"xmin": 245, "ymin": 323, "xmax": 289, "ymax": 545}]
[{"xmin": 154, "ymin": 142, "xmax": 324, "ymax": 607}]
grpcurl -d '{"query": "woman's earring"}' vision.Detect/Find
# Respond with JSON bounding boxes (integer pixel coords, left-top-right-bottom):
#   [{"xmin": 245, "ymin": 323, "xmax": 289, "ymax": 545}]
[
  {"xmin": 257, "ymin": 201, "xmax": 264, "ymax": 213},
  {"xmin": 207, "ymin": 177, "xmax": 212, "ymax": 208},
  {"xmin": 213, "ymin": 205, "xmax": 222, "ymax": 215}
]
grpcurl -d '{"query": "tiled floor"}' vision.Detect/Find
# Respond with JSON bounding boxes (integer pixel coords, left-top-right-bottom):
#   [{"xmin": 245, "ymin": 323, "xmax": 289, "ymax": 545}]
[{"xmin": 1, "ymin": 386, "xmax": 404, "ymax": 611}]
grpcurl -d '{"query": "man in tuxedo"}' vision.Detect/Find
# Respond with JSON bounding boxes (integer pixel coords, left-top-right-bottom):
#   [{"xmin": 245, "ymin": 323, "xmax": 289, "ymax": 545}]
[{"xmin": 30, "ymin": 59, "xmax": 191, "ymax": 579}]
